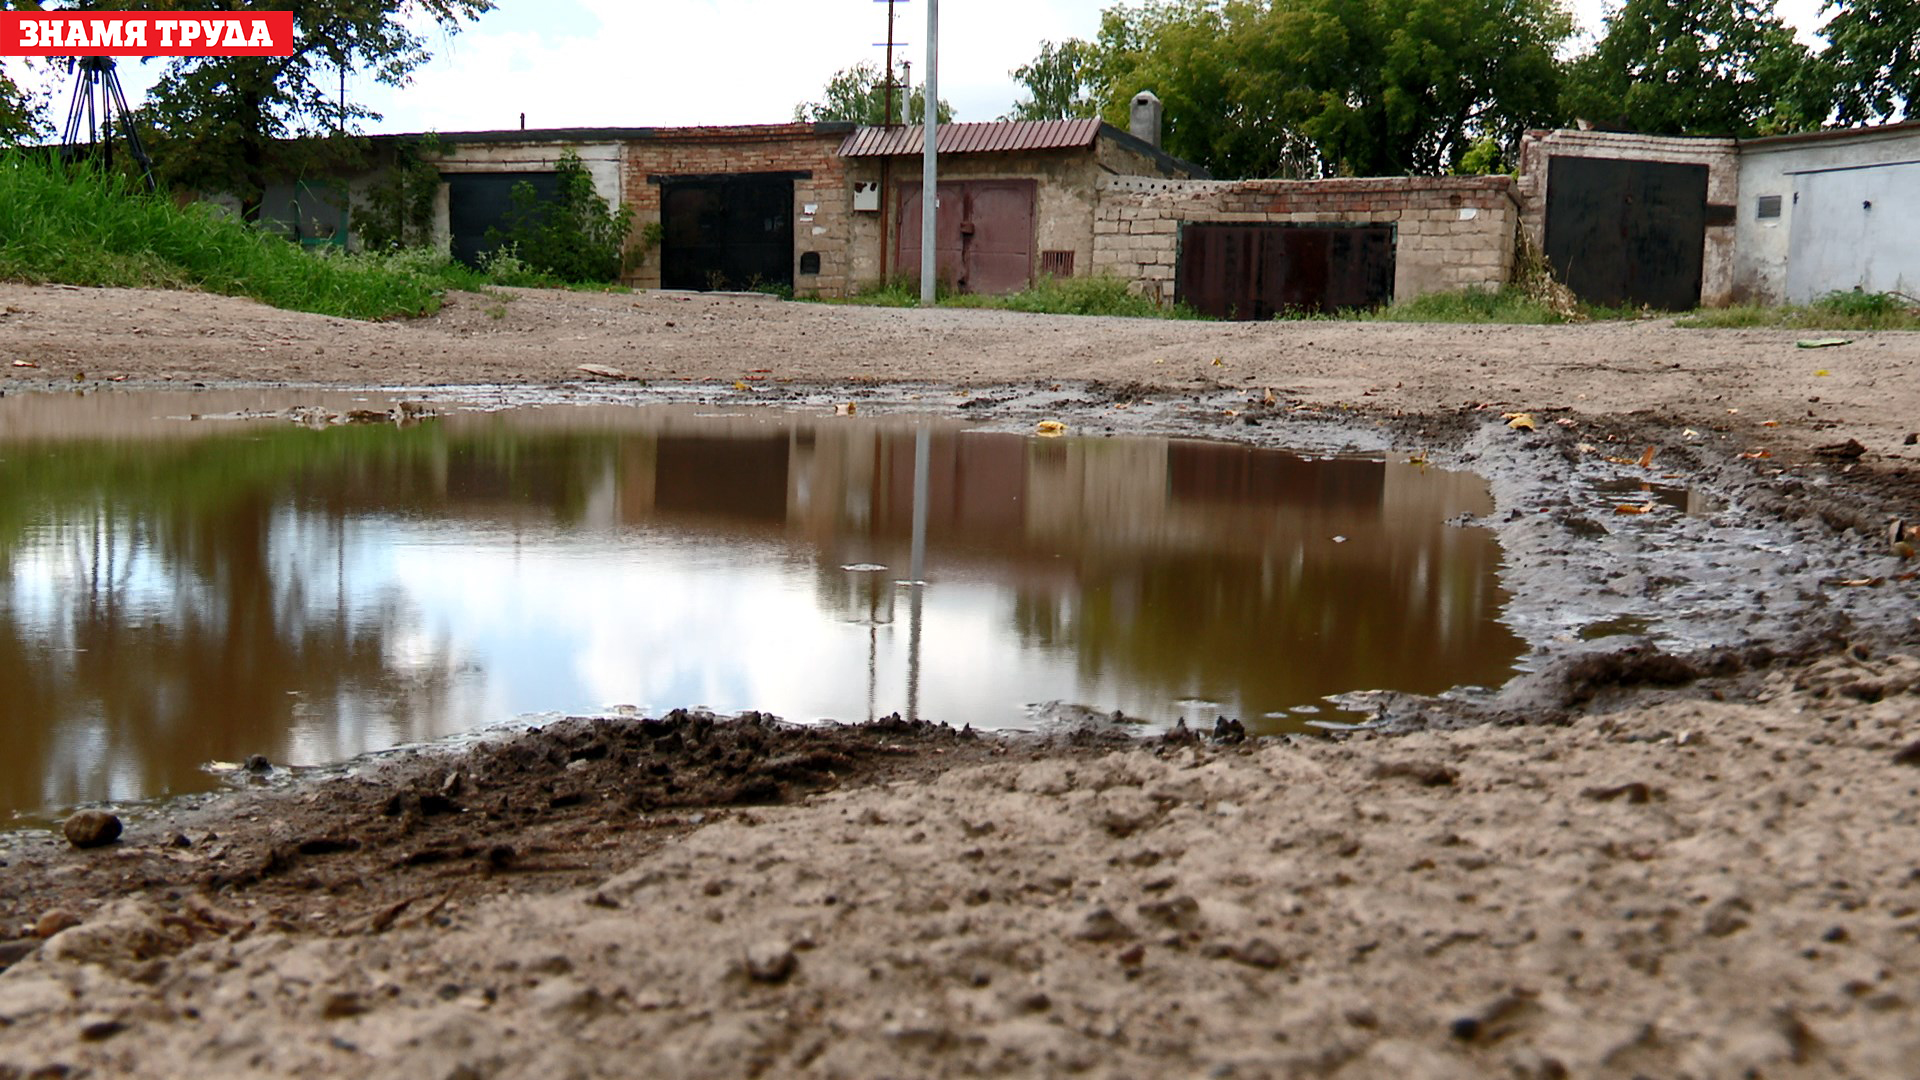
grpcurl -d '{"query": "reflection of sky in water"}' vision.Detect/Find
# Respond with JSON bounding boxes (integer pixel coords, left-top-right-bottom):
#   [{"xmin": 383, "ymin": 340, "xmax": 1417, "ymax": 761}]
[{"xmin": 0, "ymin": 403, "xmax": 1525, "ymax": 819}]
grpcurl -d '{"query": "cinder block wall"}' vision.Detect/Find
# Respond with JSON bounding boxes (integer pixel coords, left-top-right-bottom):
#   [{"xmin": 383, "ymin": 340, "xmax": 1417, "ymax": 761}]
[
  {"xmin": 620, "ymin": 125, "xmax": 851, "ymax": 296},
  {"xmin": 1093, "ymin": 176, "xmax": 1519, "ymax": 306},
  {"xmin": 1515, "ymin": 130, "xmax": 1740, "ymax": 307}
]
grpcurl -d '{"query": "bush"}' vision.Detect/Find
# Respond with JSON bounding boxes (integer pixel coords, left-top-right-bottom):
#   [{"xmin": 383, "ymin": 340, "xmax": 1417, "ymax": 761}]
[
  {"xmin": 0, "ymin": 153, "xmax": 563, "ymax": 318},
  {"xmin": 483, "ymin": 150, "xmax": 633, "ymax": 284}
]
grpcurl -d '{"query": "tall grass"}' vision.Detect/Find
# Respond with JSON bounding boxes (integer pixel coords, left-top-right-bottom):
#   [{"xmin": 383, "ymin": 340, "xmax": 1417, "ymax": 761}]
[
  {"xmin": 1675, "ymin": 290, "xmax": 1920, "ymax": 331},
  {"xmin": 0, "ymin": 154, "xmax": 546, "ymax": 320},
  {"xmin": 1352, "ymin": 285, "xmax": 1643, "ymax": 325},
  {"xmin": 830, "ymin": 274, "xmax": 1202, "ymax": 319}
]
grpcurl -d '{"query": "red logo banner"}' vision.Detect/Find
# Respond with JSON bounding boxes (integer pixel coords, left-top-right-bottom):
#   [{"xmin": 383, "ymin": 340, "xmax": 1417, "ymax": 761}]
[{"xmin": 1, "ymin": 11, "xmax": 295, "ymax": 57}]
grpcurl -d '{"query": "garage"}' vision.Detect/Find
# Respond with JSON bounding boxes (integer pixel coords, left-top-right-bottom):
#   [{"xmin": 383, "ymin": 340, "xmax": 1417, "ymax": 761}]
[
  {"xmin": 894, "ymin": 180, "xmax": 1037, "ymax": 295},
  {"xmin": 658, "ymin": 172, "xmax": 798, "ymax": 292},
  {"xmin": 1543, "ymin": 156, "xmax": 1715, "ymax": 310},
  {"xmin": 446, "ymin": 171, "xmax": 559, "ymax": 267},
  {"xmin": 1175, "ymin": 223, "xmax": 1396, "ymax": 320}
]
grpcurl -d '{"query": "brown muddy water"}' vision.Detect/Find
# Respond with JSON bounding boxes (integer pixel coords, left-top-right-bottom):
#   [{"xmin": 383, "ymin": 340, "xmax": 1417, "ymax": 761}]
[{"xmin": 0, "ymin": 391, "xmax": 1522, "ymax": 821}]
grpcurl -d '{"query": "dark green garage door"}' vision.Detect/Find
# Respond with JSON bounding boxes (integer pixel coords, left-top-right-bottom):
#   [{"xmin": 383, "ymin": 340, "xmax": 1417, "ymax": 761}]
[
  {"xmin": 659, "ymin": 173, "xmax": 795, "ymax": 292},
  {"xmin": 446, "ymin": 172, "xmax": 559, "ymax": 267}
]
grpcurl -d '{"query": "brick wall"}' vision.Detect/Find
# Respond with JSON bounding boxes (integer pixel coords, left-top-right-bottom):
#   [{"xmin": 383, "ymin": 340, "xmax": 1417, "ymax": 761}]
[
  {"xmin": 619, "ymin": 125, "xmax": 851, "ymax": 296},
  {"xmin": 1515, "ymin": 129, "xmax": 1740, "ymax": 307},
  {"xmin": 1092, "ymin": 175, "xmax": 1519, "ymax": 306}
]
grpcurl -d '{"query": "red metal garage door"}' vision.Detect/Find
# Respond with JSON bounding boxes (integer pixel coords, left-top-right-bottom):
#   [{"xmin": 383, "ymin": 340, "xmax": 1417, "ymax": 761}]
[
  {"xmin": 895, "ymin": 180, "xmax": 1036, "ymax": 294},
  {"xmin": 1176, "ymin": 223, "xmax": 1396, "ymax": 320}
]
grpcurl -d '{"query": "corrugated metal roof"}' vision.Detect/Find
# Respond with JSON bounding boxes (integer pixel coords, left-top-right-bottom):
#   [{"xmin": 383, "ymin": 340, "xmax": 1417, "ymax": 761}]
[{"xmin": 838, "ymin": 119, "xmax": 1104, "ymax": 157}]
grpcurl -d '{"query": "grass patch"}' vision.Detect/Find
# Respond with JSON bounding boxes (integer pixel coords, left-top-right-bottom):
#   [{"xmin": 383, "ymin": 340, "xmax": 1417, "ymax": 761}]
[
  {"xmin": 0, "ymin": 154, "xmax": 568, "ymax": 320},
  {"xmin": 1675, "ymin": 291, "xmax": 1920, "ymax": 331},
  {"xmin": 827, "ymin": 274, "xmax": 1202, "ymax": 319},
  {"xmin": 1353, "ymin": 285, "xmax": 1642, "ymax": 325}
]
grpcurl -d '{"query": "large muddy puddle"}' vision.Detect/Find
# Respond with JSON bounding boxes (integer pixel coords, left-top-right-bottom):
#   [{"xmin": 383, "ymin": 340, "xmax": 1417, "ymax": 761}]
[{"xmin": 0, "ymin": 390, "xmax": 1522, "ymax": 820}]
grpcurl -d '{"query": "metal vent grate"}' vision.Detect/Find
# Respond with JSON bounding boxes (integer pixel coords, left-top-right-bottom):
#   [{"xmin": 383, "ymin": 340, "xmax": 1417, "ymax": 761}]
[
  {"xmin": 1756, "ymin": 195, "xmax": 1783, "ymax": 219},
  {"xmin": 1039, "ymin": 250, "xmax": 1075, "ymax": 278}
]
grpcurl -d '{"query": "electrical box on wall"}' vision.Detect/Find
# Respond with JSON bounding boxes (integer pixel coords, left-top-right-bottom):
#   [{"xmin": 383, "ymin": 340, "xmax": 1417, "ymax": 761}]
[{"xmin": 852, "ymin": 182, "xmax": 881, "ymax": 213}]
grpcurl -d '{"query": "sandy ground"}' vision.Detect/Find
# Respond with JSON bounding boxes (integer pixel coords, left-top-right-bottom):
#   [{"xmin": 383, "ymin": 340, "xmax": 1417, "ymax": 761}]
[{"xmin": 3, "ymin": 284, "xmax": 1920, "ymax": 1078}]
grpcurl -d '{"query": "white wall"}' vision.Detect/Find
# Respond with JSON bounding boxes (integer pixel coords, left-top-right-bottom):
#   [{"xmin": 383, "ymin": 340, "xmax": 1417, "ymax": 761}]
[{"xmin": 1735, "ymin": 126, "xmax": 1920, "ymax": 304}]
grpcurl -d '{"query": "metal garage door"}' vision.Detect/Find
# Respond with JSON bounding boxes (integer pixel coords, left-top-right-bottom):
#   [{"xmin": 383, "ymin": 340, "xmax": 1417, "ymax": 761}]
[
  {"xmin": 895, "ymin": 180, "xmax": 1036, "ymax": 295},
  {"xmin": 1785, "ymin": 162, "xmax": 1920, "ymax": 302},
  {"xmin": 446, "ymin": 172, "xmax": 559, "ymax": 267},
  {"xmin": 659, "ymin": 174, "xmax": 795, "ymax": 292},
  {"xmin": 1175, "ymin": 224, "xmax": 1396, "ymax": 320},
  {"xmin": 1544, "ymin": 156, "xmax": 1708, "ymax": 310}
]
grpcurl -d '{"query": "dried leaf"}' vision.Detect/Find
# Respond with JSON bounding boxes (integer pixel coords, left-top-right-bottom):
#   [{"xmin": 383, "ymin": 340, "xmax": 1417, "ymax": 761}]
[
  {"xmin": 1761, "ymin": 420, "xmax": 1780, "ymax": 428},
  {"xmin": 1614, "ymin": 504, "xmax": 1654, "ymax": 515},
  {"xmin": 1813, "ymin": 369, "xmax": 1832, "ymax": 376},
  {"xmin": 1636, "ymin": 447, "xmax": 1657, "ymax": 468},
  {"xmin": 1797, "ymin": 339, "xmax": 1852, "ymax": 349},
  {"xmin": 1506, "ymin": 413, "xmax": 1537, "ymax": 432},
  {"xmin": 1835, "ymin": 577, "xmax": 1884, "ymax": 588},
  {"xmin": 9, "ymin": 359, "xmax": 37, "ymax": 368},
  {"xmin": 1211, "ymin": 357, "xmax": 1224, "ymax": 367},
  {"xmin": 1036, "ymin": 420, "xmax": 1067, "ymax": 437},
  {"xmin": 1739, "ymin": 449, "xmax": 1773, "ymax": 460},
  {"xmin": 732, "ymin": 381, "xmax": 750, "ymax": 390},
  {"xmin": 833, "ymin": 403, "xmax": 857, "ymax": 416},
  {"xmin": 1262, "ymin": 388, "xmax": 1276, "ymax": 406}
]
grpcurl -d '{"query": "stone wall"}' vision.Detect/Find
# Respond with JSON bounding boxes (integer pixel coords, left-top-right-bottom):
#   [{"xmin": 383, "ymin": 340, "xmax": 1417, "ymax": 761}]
[
  {"xmin": 619, "ymin": 125, "xmax": 851, "ymax": 295},
  {"xmin": 1091, "ymin": 175, "xmax": 1519, "ymax": 306},
  {"xmin": 1515, "ymin": 129, "xmax": 1740, "ymax": 307}
]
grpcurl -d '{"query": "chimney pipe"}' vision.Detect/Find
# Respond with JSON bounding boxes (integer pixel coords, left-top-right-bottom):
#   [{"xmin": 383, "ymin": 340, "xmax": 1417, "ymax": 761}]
[{"xmin": 1129, "ymin": 91, "xmax": 1163, "ymax": 150}]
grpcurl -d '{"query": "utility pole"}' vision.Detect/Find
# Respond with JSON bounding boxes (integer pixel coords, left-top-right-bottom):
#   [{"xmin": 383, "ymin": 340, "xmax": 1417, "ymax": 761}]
[{"xmin": 919, "ymin": 0, "xmax": 938, "ymax": 306}]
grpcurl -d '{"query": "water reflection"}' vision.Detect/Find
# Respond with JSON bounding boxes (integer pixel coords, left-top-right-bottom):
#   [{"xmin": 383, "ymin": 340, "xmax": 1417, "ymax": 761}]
[{"xmin": 0, "ymin": 394, "xmax": 1523, "ymax": 819}]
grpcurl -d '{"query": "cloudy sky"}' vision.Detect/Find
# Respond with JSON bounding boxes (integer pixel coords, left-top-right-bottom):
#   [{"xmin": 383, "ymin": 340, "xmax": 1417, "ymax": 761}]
[{"xmin": 7, "ymin": 0, "xmax": 1833, "ymax": 134}]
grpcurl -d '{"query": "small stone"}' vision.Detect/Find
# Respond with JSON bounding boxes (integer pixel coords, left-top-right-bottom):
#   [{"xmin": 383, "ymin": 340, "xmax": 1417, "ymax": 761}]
[
  {"xmin": 1017, "ymin": 991, "xmax": 1052, "ymax": 1013},
  {"xmin": 1232, "ymin": 937, "xmax": 1285, "ymax": 970},
  {"xmin": 245, "ymin": 754, "xmax": 272, "ymax": 773},
  {"xmin": 79, "ymin": 1017, "xmax": 127, "ymax": 1041},
  {"xmin": 319, "ymin": 992, "xmax": 367, "ymax": 1020},
  {"xmin": 745, "ymin": 941, "xmax": 797, "ymax": 984},
  {"xmin": 166, "ymin": 832, "xmax": 193, "ymax": 849},
  {"xmin": 35, "ymin": 911, "xmax": 82, "ymax": 940},
  {"xmin": 1073, "ymin": 906, "xmax": 1136, "ymax": 943},
  {"xmin": 1893, "ymin": 740, "xmax": 1920, "ymax": 767},
  {"xmin": 530, "ymin": 976, "xmax": 603, "ymax": 1016},
  {"xmin": 1117, "ymin": 943, "xmax": 1146, "ymax": 967},
  {"xmin": 62, "ymin": 811, "xmax": 122, "ymax": 849}
]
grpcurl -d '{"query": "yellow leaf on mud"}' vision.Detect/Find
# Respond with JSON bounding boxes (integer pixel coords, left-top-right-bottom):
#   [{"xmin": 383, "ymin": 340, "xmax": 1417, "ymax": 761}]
[
  {"xmin": 1739, "ymin": 449, "xmax": 1773, "ymax": 460},
  {"xmin": 1814, "ymin": 369, "xmax": 1832, "ymax": 376},
  {"xmin": 1506, "ymin": 413, "xmax": 1536, "ymax": 431},
  {"xmin": 1036, "ymin": 421, "xmax": 1067, "ymax": 437},
  {"xmin": 1614, "ymin": 504, "xmax": 1654, "ymax": 515},
  {"xmin": 1211, "ymin": 357, "xmax": 1224, "ymax": 367},
  {"xmin": 834, "ymin": 403, "xmax": 857, "ymax": 416},
  {"xmin": 1836, "ymin": 577, "xmax": 1884, "ymax": 588},
  {"xmin": 733, "ymin": 381, "xmax": 750, "ymax": 390},
  {"xmin": 1636, "ymin": 446, "xmax": 1658, "ymax": 467}
]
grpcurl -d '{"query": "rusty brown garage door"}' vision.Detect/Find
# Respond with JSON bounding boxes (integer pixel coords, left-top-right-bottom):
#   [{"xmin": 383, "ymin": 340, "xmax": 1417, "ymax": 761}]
[
  {"xmin": 895, "ymin": 180, "xmax": 1036, "ymax": 294},
  {"xmin": 1176, "ymin": 223, "xmax": 1395, "ymax": 320}
]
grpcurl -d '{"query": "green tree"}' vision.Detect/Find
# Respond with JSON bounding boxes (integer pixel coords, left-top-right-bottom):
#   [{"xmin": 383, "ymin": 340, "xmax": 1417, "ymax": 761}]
[
  {"xmin": 1560, "ymin": 0, "xmax": 1827, "ymax": 136},
  {"xmin": 793, "ymin": 61, "xmax": 954, "ymax": 125},
  {"xmin": 0, "ymin": 67, "xmax": 42, "ymax": 146},
  {"xmin": 1085, "ymin": 0, "xmax": 1571, "ymax": 178},
  {"xmin": 1005, "ymin": 39, "xmax": 1102, "ymax": 120},
  {"xmin": 1821, "ymin": 0, "xmax": 1920, "ymax": 124},
  {"xmin": 483, "ymin": 149, "xmax": 632, "ymax": 283},
  {"xmin": 107, "ymin": 0, "xmax": 494, "ymax": 218}
]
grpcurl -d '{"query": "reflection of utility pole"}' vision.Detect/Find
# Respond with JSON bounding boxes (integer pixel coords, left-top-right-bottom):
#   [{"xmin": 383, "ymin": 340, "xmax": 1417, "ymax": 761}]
[{"xmin": 905, "ymin": 425, "xmax": 930, "ymax": 721}]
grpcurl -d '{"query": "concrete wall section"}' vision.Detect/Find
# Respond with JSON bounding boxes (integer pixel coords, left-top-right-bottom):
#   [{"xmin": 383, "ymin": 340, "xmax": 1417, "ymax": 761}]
[
  {"xmin": 1736, "ymin": 125, "xmax": 1920, "ymax": 304},
  {"xmin": 1092, "ymin": 175, "xmax": 1519, "ymax": 307},
  {"xmin": 1516, "ymin": 130, "xmax": 1740, "ymax": 306},
  {"xmin": 617, "ymin": 125, "xmax": 851, "ymax": 295}
]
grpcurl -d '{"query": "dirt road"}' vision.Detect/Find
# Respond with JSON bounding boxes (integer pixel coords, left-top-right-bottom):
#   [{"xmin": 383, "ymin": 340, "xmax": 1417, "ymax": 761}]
[{"xmin": 2, "ymin": 284, "xmax": 1919, "ymax": 1078}]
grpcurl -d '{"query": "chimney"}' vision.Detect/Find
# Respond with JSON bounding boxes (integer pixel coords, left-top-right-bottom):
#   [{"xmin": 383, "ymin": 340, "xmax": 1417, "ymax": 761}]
[{"xmin": 1129, "ymin": 91, "xmax": 1163, "ymax": 150}]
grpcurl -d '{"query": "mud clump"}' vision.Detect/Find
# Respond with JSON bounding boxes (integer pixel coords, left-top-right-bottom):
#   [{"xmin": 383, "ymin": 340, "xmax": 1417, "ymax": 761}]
[{"xmin": 0, "ymin": 711, "xmax": 1039, "ymax": 956}]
